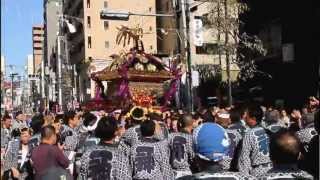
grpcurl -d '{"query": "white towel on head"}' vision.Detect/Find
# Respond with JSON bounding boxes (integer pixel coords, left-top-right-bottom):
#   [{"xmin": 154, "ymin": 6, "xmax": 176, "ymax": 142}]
[{"xmin": 217, "ymin": 113, "xmax": 230, "ymax": 119}]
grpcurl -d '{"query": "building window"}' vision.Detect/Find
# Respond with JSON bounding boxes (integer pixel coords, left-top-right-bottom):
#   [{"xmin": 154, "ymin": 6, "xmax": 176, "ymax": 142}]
[
  {"xmin": 87, "ymin": 0, "xmax": 90, "ymax": 8},
  {"xmin": 88, "ymin": 36, "xmax": 92, "ymax": 48},
  {"xmin": 196, "ymin": 43, "xmax": 219, "ymax": 55},
  {"xmin": 150, "ymin": 45, "xmax": 153, "ymax": 50},
  {"xmin": 104, "ymin": 1, "xmax": 108, "ymax": 8},
  {"xmin": 149, "ymin": 7, "xmax": 152, "ymax": 12},
  {"xmin": 88, "ymin": 56, "xmax": 92, "ymax": 61},
  {"xmin": 87, "ymin": 16, "xmax": 91, "ymax": 28},
  {"xmin": 104, "ymin": 21, "xmax": 109, "ymax": 30},
  {"xmin": 149, "ymin": 26, "xmax": 152, "ymax": 31},
  {"xmin": 105, "ymin": 41, "xmax": 109, "ymax": 48},
  {"xmin": 166, "ymin": 2, "xmax": 169, "ymax": 11}
]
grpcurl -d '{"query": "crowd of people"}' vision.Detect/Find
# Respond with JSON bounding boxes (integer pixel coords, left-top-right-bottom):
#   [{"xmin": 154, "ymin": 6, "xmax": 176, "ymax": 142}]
[{"xmin": 1, "ymin": 96, "xmax": 319, "ymax": 180}]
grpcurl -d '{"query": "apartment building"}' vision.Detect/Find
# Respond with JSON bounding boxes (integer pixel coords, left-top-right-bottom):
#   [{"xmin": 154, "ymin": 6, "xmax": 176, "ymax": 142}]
[{"xmin": 32, "ymin": 25, "xmax": 44, "ymax": 74}]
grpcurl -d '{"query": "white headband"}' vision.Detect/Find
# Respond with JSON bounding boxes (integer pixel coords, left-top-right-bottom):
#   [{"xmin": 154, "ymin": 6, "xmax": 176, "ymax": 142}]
[{"xmin": 217, "ymin": 113, "xmax": 230, "ymax": 119}]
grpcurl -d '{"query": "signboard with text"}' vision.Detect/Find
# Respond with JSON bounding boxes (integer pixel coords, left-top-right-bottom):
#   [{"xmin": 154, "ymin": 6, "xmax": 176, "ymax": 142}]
[{"xmin": 193, "ymin": 19, "xmax": 203, "ymax": 47}]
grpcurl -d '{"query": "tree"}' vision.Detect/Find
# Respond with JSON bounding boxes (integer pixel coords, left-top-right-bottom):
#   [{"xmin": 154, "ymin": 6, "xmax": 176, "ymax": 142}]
[
  {"xmin": 202, "ymin": 0, "xmax": 267, "ymax": 105},
  {"xmin": 206, "ymin": 0, "xmax": 267, "ymax": 81}
]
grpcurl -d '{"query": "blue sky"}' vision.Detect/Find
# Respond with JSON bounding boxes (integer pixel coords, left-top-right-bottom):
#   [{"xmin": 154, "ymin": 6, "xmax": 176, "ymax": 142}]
[{"xmin": 1, "ymin": 0, "xmax": 43, "ymax": 74}]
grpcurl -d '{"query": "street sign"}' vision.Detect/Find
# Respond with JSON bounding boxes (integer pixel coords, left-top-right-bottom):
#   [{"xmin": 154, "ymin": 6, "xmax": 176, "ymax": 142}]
[
  {"xmin": 192, "ymin": 70, "xmax": 199, "ymax": 87},
  {"xmin": 193, "ymin": 18, "xmax": 203, "ymax": 46}
]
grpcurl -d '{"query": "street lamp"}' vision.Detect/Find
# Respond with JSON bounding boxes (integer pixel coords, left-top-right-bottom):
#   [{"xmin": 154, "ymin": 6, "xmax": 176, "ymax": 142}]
[
  {"xmin": 100, "ymin": 10, "xmax": 130, "ymax": 21},
  {"xmin": 100, "ymin": 9, "xmax": 174, "ymax": 20}
]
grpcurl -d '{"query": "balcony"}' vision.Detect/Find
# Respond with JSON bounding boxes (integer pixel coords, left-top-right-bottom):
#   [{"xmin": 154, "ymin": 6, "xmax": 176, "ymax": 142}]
[
  {"xmin": 33, "ymin": 43, "xmax": 43, "ymax": 49},
  {"xmin": 33, "ymin": 49, "xmax": 43, "ymax": 55},
  {"xmin": 33, "ymin": 36, "xmax": 44, "ymax": 41},
  {"xmin": 33, "ymin": 29, "xmax": 44, "ymax": 35}
]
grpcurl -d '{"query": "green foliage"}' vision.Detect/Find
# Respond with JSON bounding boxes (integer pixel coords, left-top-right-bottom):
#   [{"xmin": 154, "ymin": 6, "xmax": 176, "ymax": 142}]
[
  {"xmin": 193, "ymin": 64, "xmax": 222, "ymax": 82},
  {"xmin": 205, "ymin": 0, "xmax": 269, "ymax": 82}
]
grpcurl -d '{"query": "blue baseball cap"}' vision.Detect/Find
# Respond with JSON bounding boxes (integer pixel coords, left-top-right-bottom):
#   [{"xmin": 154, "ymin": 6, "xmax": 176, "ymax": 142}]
[{"xmin": 193, "ymin": 122, "xmax": 230, "ymax": 162}]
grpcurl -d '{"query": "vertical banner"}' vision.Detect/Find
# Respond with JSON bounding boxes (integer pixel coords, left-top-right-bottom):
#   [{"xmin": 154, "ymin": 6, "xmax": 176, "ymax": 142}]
[{"xmin": 193, "ymin": 18, "xmax": 203, "ymax": 47}]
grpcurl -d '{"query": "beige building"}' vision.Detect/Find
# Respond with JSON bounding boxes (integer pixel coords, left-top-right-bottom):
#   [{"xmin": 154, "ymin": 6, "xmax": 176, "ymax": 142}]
[
  {"xmin": 158, "ymin": 0, "xmax": 239, "ymax": 81},
  {"xmin": 32, "ymin": 25, "xmax": 44, "ymax": 74},
  {"xmin": 27, "ymin": 54, "xmax": 34, "ymax": 76},
  {"xmin": 63, "ymin": 0, "xmax": 157, "ymax": 102}
]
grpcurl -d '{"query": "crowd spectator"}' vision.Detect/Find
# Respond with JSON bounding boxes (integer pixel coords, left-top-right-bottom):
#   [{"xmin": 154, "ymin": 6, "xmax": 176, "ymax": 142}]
[
  {"xmin": 52, "ymin": 114, "xmax": 63, "ymax": 135},
  {"xmin": 215, "ymin": 110, "xmax": 231, "ymax": 128},
  {"xmin": 238, "ymin": 105, "xmax": 273, "ymax": 176},
  {"xmin": 168, "ymin": 114, "xmax": 195, "ymax": 178},
  {"xmin": 79, "ymin": 116, "xmax": 131, "ymax": 179},
  {"xmin": 61, "ymin": 110, "xmax": 81, "ymax": 173},
  {"xmin": 263, "ymin": 109, "xmax": 283, "ymax": 132},
  {"xmin": 191, "ymin": 113, "xmax": 203, "ymax": 128},
  {"xmin": 178, "ymin": 122, "xmax": 253, "ymax": 179},
  {"xmin": 170, "ymin": 118, "xmax": 179, "ymax": 133},
  {"xmin": 3, "ymin": 127, "xmax": 34, "ymax": 180},
  {"xmin": 228, "ymin": 107, "xmax": 247, "ymax": 136},
  {"xmin": 130, "ymin": 119, "xmax": 174, "ymax": 179},
  {"xmin": 121, "ymin": 107, "xmax": 148, "ymax": 147},
  {"xmin": 1, "ymin": 96, "xmax": 319, "ymax": 180},
  {"xmin": 224, "ymin": 111, "xmax": 243, "ymax": 171},
  {"xmin": 261, "ymin": 130, "xmax": 313, "ymax": 179},
  {"xmin": 1, "ymin": 114, "xmax": 12, "ymax": 149},
  {"xmin": 43, "ymin": 114, "xmax": 54, "ymax": 127},
  {"xmin": 290, "ymin": 109, "xmax": 303, "ymax": 131},
  {"xmin": 112, "ymin": 109, "xmax": 122, "ymax": 121},
  {"xmin": 280, "ymin": 109, "xmax": 290, "ymax": 127},
  {"xmin": 11, "ymin": 111, "xmax": 27, "ymax": 133},
  {"xmin": 29, "ymin": 114, "xmax": 45, "ymax": 148},
  {"xmin": 77, "ymin": 112, "xmax": 100, "ymax": 153},
  {"xmin": 296, "ymin": 112, "xmax": 317, "ymax": 150},
  {"xmin": 31, "ymin": 125, "xmax": 70, "ymax": 180},
  {"xmin": 300, "ymin": 110, "xmax": 319, "ymax": 178},
  {"xmin": 121, "ymin": 108, "xmax": 168, "ymax": 147}
]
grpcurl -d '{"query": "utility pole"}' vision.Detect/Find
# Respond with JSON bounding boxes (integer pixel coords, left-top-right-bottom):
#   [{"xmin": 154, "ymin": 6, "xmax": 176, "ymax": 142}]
[
  {"xmin": 9, "ymin": 73, "xmax": 18, "ymax": 110},
  {"xmin": 224, "ymin": 0, "xmax": 232, "ymax": 106},
  {"xmin": 73, "ymin": 64, "xmax": 78, "ymax": 106},
  {"xmin": 181, "ymin": 0, "xmax": 193, "ymax": 112},
  {"xmin": 41, "ymin": 60, "xmax": 45, "ymax": 102},
  {"xmin": 57, "ymin": 16, "xmax": 63, "ymax": 110}
]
